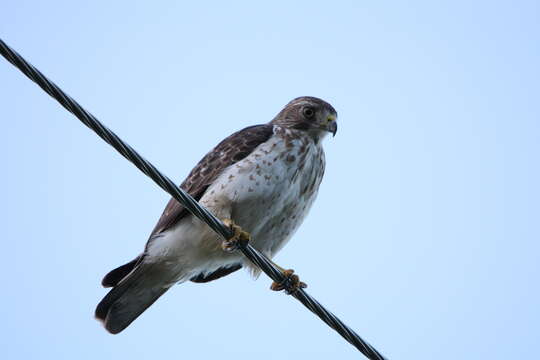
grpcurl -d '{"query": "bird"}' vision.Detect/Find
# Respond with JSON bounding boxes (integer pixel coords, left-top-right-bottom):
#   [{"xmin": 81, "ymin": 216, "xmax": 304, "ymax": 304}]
[{"xmin": 95, "ymin": 96, "xmax": 338, "ymax": 334}]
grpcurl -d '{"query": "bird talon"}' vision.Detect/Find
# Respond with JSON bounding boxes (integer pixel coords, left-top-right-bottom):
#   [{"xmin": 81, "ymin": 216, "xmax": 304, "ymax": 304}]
[
  {"xmin": 270, "ymin": 269, "xmax": 307, "ymax": 294},
  {"xmin": 221, "ymin": 219, "xmax": 251, "ymax": 252}
]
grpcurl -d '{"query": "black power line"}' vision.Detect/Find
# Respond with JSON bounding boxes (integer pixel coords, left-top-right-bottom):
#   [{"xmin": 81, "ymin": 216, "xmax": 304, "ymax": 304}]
[{"xmin": 0, "ymin": 38, "xmax": 387, "ymax": 360}]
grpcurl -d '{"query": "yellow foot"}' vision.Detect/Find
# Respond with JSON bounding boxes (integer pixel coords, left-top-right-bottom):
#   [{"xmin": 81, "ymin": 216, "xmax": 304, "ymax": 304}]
[
  {"xmin": 221, "ymin": 219, "xmax": 251, "ymax": 252},
  {"xmin": 270, "ymin": 269, "xmax": 307, "ymax": 294}
]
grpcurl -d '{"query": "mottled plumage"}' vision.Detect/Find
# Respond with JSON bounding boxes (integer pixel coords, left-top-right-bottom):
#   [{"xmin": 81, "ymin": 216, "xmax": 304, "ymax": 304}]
[{"xmin": 96, "ymin": 96, "xmax": 338, "ymax": 333}]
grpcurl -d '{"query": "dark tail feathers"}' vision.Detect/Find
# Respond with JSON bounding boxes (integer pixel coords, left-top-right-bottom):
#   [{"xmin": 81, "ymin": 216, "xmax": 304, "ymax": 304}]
[
  {"xmin": 96, "ymin": 262, "xmax": 170, "ymax": 334},
  {"xmin": 101, "ymin": 255, "xmax": 142, "ymax": 288}
]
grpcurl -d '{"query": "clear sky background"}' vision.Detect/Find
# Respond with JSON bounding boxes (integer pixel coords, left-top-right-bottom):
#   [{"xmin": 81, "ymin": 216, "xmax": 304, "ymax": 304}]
[{"xmin": 1, "ymin": 1, "xmax": 538, "ymax": 359}]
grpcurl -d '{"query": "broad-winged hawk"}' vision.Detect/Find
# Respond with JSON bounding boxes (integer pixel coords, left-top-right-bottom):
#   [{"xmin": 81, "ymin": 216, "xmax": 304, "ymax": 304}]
[{"xmin": 96, "ymin": 96, "xmax": 338, "ymax": 333}]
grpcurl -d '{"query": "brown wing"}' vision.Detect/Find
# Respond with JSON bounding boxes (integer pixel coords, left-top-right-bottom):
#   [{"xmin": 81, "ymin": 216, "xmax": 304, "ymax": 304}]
[
  {"xmin": 190, "ymin": 264, "xmax": 243, "ymax": 283},
  {"xmin": 148, "ymin": 124, "xmax": 274, "ymax": 237}
]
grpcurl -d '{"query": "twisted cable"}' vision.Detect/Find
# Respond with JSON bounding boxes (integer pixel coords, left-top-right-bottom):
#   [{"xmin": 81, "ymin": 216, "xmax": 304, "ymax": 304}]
[{"xmin": 0, "ymin": 38, "xmax": 387, "ymax": 360}]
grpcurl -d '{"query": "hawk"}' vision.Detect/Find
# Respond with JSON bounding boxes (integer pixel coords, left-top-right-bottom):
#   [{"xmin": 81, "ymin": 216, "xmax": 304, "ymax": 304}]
[{"xmin": 96, "ymin": 96, "xmax": 338, "ymax": 333}]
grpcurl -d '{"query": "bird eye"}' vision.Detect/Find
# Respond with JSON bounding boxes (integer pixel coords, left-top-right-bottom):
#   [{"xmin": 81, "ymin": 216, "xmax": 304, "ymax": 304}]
[{"xmin": 303, "ymin": 107, "xmax": 315, "ymax": 119}]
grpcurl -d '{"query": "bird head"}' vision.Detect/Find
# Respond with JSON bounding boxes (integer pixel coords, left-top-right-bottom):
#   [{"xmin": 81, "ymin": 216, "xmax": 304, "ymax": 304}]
[{"xmin": 270, "ymin": 96, "xmax": 338, "ymax": 139}]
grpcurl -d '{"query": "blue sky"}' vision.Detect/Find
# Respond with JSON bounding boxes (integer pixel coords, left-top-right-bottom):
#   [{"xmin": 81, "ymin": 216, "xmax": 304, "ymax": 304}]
[{"xmin": 1, "ymin": 1, "xmax": 539, "ymax": 359}]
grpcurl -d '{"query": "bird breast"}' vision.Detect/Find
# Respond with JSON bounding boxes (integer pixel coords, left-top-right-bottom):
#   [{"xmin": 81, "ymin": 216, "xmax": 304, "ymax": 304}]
[{"xmin": 201, "ymin": 127, "xmax": 326, "ymax": 258}]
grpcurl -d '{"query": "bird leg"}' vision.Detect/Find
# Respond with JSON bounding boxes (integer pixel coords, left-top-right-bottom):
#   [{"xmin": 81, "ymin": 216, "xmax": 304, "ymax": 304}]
[
  {"xmin": 269, "ymin": 262, "xmax": 307, "ymax": 294},
  {"xmin": 220, "ymin": 220, "xmax": 305, "ymax": 293},
  {"xmin": 221, "ymin": 219, "xmax": 251, "ymax": 252}
]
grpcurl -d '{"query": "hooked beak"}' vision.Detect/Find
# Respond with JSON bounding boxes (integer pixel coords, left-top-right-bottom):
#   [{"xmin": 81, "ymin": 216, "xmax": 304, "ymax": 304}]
[{"xmin": 328, "ymin": 121, "xmax": 337, "ymax": 137}]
